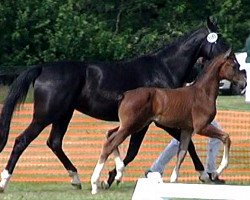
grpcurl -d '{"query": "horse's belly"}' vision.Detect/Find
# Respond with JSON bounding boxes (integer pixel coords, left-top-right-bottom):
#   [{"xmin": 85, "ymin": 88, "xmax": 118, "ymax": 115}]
[
  {"xmin": 75, "ymin": 97, "xmax": 119, "ymax": 121},
  {"xmin": 154, "ymin": 114, "xmax": 192, "ymax": 129}
]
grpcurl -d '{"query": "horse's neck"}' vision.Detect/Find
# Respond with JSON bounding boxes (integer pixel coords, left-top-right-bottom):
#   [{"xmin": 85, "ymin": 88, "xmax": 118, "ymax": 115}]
[
  {"xmin": 194, "ymin": 63, "xmax": 221, "ymax": 100},
  {"xmin": 155, "ymin": 28, "xmax": 207, "ymax": 87}
]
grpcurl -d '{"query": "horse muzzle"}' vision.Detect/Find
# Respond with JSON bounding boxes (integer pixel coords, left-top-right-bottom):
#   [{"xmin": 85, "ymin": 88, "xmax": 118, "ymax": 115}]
[
  {"xmin": 232, "ymin": 70, "xmax": 247, "ymax": 93},
  {"xmin": 236, "ymin": 75, "xmax": 247, "ymax": 93}
]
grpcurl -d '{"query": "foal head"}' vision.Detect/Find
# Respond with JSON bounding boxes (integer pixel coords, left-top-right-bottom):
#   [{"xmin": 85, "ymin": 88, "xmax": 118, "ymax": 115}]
[{"xmin": 218, "ymin": 49, "xmax": 247, "ymax": 89}]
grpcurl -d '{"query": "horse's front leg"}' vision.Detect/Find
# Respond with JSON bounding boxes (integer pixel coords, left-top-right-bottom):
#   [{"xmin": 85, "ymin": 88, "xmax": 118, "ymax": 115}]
[
  {"xmin": 199, "ymin": 124, "xmax": 231, "ymax": 179},
  {"xmin": 170, "ymin": 130, "xmax": 192, "ymax": 183},
  {"xmin": 158, "ymin": 126, "xmax": 207, "ymax": 181},
  {"xmin": 216, "ymin": 136, "xmax": 230, "ymax": 176}
]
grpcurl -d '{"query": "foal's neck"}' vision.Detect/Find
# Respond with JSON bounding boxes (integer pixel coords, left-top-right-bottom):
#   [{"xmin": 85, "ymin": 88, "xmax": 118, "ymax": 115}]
[{"xmin": 194, "ymin": 60, "xmax": 223, "ymax": 100}]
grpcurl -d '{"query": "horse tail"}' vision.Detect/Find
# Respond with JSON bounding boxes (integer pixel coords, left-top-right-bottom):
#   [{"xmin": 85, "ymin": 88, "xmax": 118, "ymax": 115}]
[{"xmin": 0, "ymin": 66, "xmax": 42, "ymax": 152}]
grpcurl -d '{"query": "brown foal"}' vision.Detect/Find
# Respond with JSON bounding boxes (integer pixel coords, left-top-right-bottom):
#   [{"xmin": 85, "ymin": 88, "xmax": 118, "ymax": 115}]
[{"xmin": 91, "ymin": 49, "xmax": 246, "ymax": 194}]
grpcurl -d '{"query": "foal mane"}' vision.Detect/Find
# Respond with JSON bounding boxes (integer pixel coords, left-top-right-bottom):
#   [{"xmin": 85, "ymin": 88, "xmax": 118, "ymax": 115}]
[{"xmin": 193, "ymin": 53, "xmax": 227, "ymax": 85}]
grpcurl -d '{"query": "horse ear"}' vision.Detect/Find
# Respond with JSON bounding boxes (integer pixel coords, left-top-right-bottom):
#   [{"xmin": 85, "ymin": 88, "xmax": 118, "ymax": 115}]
[
  {"xmin": 206, "ymin": 16, "xmax": 218, "ymax": 32},
  {"xmin": 224, "ymin": 48, "xmax": 232, "ymax": 59}
]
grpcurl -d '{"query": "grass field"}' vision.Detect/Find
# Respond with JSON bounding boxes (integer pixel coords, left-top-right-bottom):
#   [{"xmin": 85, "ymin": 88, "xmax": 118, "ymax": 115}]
[
  {"xmin": 217, "ymin": 95, "xmax": 250, "ymax": 111},
  {"xmin": 1, "ymin": 181, "xmax": 247, "ymax": 200},
  {"xmin": 1, "ymin": 182, "xmax": 136, "ymax": 200}
]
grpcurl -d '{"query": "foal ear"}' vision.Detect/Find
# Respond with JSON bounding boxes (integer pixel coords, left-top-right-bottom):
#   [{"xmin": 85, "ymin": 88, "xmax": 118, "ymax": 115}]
[{"xmin": 224, "ymin": 48, "xmax": 232, "ymax": 59}]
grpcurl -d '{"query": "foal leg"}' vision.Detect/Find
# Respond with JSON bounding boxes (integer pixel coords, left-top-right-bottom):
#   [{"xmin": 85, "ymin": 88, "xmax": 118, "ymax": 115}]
[
  {"xmin": 158, "ymin": 126, "xmax": 208, "ymax": 181},
  {"xmin": 105, "ymin": 126, "xmax": 149, "ymax": 188},
  {"xmin": 106, "ymin": 127, "xmax": 125, "ymax": 182},
  {"xmin": 47, "ymin": 111, "xmax": 82, "ymax": 189},
  {"xmin": 0, "ymin": 120, "xmax": 47, "ymax": 192},
  {"xmin": 101, "ymin": 127, "xmax": 125, "ymax": 188},
  {"xmin": 199, "ymin": 124, "xmax": 231, "ymax": 179},
  {"xmin": 113, "ymin": 148, "xmax": 125, "ymax": 183},
  {"xmin": 170, "ymin": 130, "xmax": 192, "ymax": 183},
  {"xmin": 91, "ymin": 127, "xmax": 129, "ymax": 194}
]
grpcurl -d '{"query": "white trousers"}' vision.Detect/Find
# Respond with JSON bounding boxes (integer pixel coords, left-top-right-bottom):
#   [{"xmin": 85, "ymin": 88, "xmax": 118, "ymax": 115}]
[{"xmin": 150, "ymin": 120, "xmax": 222, "ymax": 174}]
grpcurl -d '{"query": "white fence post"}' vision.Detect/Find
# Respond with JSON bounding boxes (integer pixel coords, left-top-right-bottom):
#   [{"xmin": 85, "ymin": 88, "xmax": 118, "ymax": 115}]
[{"xmin": 245, "ymin": 63, "xmax": 250, "ymax": 103}]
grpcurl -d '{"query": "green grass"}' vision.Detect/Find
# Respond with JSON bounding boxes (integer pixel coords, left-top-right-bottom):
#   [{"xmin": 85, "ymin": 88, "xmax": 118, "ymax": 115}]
[
  {"xmin": 0, "ymin": 85, "xmax": 34, "ymax": 104},
  {"xmin": 2, "ymin": 181, "xmax": 248, "ymax": 200},
  {"xmin": 217, "ymin": 95, "xmax": 250, "ymax": 111},
  {"xmin": 1, "ymin": 182, "xmax": 135, "ymax": 200}
]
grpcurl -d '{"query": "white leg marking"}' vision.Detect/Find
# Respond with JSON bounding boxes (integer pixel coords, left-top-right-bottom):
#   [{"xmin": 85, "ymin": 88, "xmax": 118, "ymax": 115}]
[
  {"xmin": 68, "ymin": 170, "xmax": 82, "ymax": 189},
  {"xmin": 91, "ymin": 161, "xmax": 104, "ymax": 194},
  {"xmin": 170, "ymin": 167, "xmax": 178, "ymax": 183},
  {"xmin": 216, "ymin": 143, "xmax": 229, "ymax": 175},
  {"xmin": 0, "ymin": 169, "xmax": 11, "ymax": 192},
  {"xmin": 113, "ymin": 150, "xmax": 125, "ymax": 181}
]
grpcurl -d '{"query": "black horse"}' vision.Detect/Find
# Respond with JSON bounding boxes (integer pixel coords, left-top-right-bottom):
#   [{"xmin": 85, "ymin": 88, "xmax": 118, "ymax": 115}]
[{"xmin": 0, "ymin": 18, "xmax": 230, "ymax": 192}]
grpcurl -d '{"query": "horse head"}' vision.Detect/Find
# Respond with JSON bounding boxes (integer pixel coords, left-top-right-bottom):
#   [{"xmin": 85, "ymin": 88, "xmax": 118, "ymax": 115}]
[
  {"xmin": 198, "ymin": 17, "xmax": 230, "ymax": 60},
  {"xmin": 219, "ymin": 48, "xmax": 247, "ymax": 90}
]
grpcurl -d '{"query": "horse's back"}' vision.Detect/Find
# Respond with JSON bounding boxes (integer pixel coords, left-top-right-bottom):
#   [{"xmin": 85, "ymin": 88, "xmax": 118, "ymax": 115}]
[
  {"xmin": 74, "ymin": 56, "xmax": 173, "ymax": 121},
  {"xmin": 33, "ymin": 61, "xmax": 86, "ymax": 121}
]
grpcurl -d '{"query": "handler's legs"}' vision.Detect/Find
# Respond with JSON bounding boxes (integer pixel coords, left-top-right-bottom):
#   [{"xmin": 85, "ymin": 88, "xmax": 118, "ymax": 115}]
[
  {"xmin": 206, "ymin": 120, "xmax": 225, "ymax": 184},
  {"xmin": 146, "ymin": 139, "xmax": 179, "ymax": 175},
  {"xmin": 146, "ymin": 120, "xmax": 225, "ymax": 184}
]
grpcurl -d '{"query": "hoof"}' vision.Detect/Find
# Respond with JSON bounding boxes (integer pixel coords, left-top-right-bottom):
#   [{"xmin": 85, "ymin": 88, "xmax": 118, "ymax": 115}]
[
  {"xmin": 116, "ymin": 180, "xmax": 121, "ymax": 186},
  {"xmin": 170, "ymin": 174, "xmax": 178, "ymax": 183},
  {"xmin": 91, "ymin": 189, "xmax": 98, "ymax": 195},
  {"xmin": 101, "ymin": 181, "xmax": 109, "ymax": 190},
  {"xmin": 0, "ymin": 187, "xmax": 4, "ymax": 193},
  {"xmin": 91, "ymin": 183, "xmax": 99, "ymax": 194},
  {"xmin": 71, "ymin": 183, "xmax": 82, "ymax": 190}
]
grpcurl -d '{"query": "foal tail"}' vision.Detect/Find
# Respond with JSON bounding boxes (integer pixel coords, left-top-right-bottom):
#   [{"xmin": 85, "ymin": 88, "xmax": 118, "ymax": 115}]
[{"xmin": 0, "ymin": 66, "xmax": 42, "ymax": 152}]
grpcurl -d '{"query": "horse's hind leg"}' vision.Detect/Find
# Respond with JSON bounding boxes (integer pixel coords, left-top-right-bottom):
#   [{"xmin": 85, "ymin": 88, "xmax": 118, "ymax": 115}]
[
  {"xmin": 105, "ymin": 125, "xmax": 149, "ymax": 188},
  {"xmin": 113, "ymin": 148, "xmax": 124, "ymax": 182},
  {"xmin": 100, "ymin": 127, "xmax": 125, "ymax": 188},
  {"xmin": 47, "ymin": 111, "xmax": 81, "ymax": 189},
  {"xmin": 0, "ymin": 120, "xmax": 47, "ymax": 192},
  {"xmin": 91, "ymin": 127, "xmax": 130, "ymax": 194}
]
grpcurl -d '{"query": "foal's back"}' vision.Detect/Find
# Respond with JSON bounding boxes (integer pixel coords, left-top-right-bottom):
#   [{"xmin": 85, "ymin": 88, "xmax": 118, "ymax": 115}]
[{"xmin": 118, "ymin": 86, "xmax": 195, "ymax": 131}]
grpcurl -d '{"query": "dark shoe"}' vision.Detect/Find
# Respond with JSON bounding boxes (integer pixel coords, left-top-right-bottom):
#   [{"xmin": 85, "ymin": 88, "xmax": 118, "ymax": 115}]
[
  {"xmin": 208, "ymin": 173, "xmax": 226, "ymax": 184},
  {"xmin": 144, "ymin": 169, "xmax": 152, "ymax": 178},
  {"xmin": 145, "ymin": 169, "xmax": 163, "ymax": 178}
]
